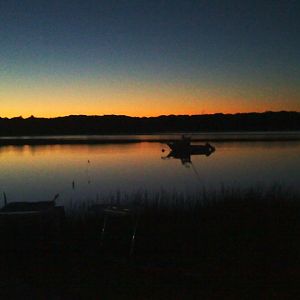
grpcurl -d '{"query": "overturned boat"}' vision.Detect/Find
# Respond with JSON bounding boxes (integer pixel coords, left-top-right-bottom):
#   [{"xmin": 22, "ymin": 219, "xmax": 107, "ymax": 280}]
[{"xmin": 0, "ymin": 197, "xmax": 65, "ymax": 237}]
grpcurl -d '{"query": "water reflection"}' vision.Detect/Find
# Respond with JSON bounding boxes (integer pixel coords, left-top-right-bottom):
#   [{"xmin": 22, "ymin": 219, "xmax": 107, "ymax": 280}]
[
  {"xmin": 0, "ymin": 141, "xmax": 299, "ymax": 207},
  {"xmin": 162, "ymin": 136, "xmax": 215, "ymax": 166}
]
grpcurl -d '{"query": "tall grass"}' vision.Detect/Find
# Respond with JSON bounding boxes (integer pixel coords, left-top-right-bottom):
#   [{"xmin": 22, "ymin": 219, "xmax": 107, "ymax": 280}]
[
  {"xmin": 1, "ymin": 183, "xmax": 300, "ymax": 298},
  {"xmin": 64, "ymin": 183, "xmax": 299, "ymax": 219}
]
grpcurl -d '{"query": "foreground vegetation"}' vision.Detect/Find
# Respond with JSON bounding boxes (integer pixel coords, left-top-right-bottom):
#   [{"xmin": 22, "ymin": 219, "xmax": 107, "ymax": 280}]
[{"xmin": 1, "ymin": 186, "xmax": 300, "ymax": 299}]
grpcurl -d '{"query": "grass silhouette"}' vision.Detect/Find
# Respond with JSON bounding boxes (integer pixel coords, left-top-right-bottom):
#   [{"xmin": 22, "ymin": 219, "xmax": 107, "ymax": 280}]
[{"xmin": 0, "ymin": 185, "xmax": 299, "ymax": 298}]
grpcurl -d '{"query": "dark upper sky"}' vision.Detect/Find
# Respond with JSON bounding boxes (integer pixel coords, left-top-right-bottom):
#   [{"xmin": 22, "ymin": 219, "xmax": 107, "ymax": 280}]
[{"xmin": 1, "ymin": 0, "xmax": 299, "ymax": 117}]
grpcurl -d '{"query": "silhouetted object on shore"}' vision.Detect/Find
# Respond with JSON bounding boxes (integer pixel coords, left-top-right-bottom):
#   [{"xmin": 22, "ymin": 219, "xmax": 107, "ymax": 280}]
[
  {"xmin": 1, "ymin": 200, "xmax": 55, "ymax": 212},
  {"xmin": 0, "ymin": 111, "xmax": 299, "ymax": 136},
  {"xmin": 0, "ymin": 199, "xmax": 65, "ymax": 237},
  {"xmin": 90, "ymin": 204, "xmax": 140, "ymax": 257}
]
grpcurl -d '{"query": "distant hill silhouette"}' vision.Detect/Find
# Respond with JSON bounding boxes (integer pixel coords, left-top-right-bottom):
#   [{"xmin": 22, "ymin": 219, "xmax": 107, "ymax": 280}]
[{"xmin": 0, "ymin": 111, "xmax": 299, "ymax": 136}]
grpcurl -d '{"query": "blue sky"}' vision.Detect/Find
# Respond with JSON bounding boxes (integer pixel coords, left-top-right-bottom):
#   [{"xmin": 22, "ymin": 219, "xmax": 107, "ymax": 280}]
[{"xmin": 1, "ymin": 0, "xmax": 299, "ymax": 117}]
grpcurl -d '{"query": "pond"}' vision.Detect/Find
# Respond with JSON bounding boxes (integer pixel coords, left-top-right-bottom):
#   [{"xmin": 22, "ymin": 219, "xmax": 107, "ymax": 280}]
[{"xmin": 0, "ymin": 134, "xmax": 299, "ymax": 208}]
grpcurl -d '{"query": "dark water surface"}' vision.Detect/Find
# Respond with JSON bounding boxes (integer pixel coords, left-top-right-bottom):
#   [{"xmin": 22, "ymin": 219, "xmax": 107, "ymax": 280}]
[{"xmin": 0, "ymin": 134, "xmax": 299, "ymax": 208}]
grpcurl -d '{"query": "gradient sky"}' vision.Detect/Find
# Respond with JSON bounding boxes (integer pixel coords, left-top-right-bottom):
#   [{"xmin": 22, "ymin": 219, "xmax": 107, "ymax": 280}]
[{"xmin": 1, "ymin": 0, "xmax": 299, "ymax": 117}]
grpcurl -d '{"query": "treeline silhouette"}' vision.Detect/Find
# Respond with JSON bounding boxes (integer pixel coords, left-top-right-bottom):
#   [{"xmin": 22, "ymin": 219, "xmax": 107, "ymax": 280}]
[{"xmin": 0, "ymin": 111, "xmax": 299, "ymax": 135}]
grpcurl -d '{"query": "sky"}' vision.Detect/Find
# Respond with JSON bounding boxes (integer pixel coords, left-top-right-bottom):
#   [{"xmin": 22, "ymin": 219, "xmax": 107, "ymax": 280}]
[{"xmin": 1, "ymin": 0, "xmax": 300, "ymax": 118}]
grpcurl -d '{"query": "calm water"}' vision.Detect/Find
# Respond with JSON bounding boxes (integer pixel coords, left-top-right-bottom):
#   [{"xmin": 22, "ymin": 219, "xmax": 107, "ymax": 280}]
[{"xmin": 0, "ymin": 137, "xmax": 299, "ymax": 208}]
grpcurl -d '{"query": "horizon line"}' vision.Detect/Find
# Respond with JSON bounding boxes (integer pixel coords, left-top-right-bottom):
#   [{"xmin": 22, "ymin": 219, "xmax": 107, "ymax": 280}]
[{"xmin": 1, "ymin": 110, "xmax": 299, "ymax": 120}]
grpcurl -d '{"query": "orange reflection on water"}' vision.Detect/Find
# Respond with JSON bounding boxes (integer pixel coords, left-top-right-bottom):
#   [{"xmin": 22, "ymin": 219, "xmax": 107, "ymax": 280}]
[{"xmin": 0, "ymin": 141, "xmax": 299, "ymax": 206}]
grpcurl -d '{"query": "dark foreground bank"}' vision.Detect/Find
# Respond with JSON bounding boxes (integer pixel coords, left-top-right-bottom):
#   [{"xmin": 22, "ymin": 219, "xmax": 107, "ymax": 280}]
[{"xmin": 0, "ymin": 187, "xmax": 300, "ymax": 299}]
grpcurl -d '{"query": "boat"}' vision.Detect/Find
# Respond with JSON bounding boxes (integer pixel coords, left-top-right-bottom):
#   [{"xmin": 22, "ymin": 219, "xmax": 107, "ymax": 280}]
[
  {"xmin": 0, "ymin": 197, "xmax": 65, "ymax": 234},
  {"xmin": 162, "ymin": 136, "xmax": 215, "ymax": 167},
  {"xmin": 166, "ymin": 136, "xmax": 215, "ymax": 156}
]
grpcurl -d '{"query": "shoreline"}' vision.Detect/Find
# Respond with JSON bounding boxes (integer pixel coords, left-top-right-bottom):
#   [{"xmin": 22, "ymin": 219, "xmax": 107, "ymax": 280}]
[{"xmin": 1, "ymin": 132, "xmax": 300, "ymax": 145}]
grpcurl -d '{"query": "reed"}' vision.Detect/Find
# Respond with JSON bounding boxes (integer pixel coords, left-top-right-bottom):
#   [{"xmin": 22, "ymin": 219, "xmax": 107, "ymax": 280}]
[
  {"xmin": 65, "ymin": 183, "xmax": 298, "ymax": 217},
  {"xmin": 1, "ymin": 184, "xmax": 299, "ymax": 298}
]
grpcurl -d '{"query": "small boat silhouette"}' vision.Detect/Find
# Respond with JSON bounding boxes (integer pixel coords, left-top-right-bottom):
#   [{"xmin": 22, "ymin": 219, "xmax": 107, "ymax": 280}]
[
  {"xmin": 166, "ymin": 135, "xmax": 215, "ymax": 155},
  {"xmin": 163, "ymin": 135, "xmax": 215, "ymax": 166}
]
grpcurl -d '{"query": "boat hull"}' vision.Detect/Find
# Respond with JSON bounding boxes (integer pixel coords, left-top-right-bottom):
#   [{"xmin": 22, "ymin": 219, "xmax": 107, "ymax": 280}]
[{"xmin": 167, "ymin": 142, "xmax": 215, "ymax": 155}]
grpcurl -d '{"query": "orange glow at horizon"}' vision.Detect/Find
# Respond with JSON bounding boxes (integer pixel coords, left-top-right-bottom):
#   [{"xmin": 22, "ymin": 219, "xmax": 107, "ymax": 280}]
[
  {"xmin": 1, "ymin": 79, "xmax": 299, "ymax": 118},
  {"xmin": 2, "ymin": 99, "xmax": 299, "ymax": 119}
]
